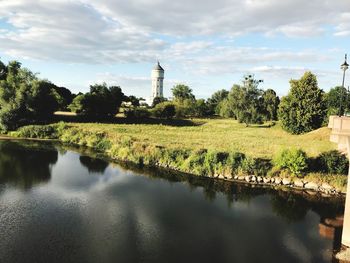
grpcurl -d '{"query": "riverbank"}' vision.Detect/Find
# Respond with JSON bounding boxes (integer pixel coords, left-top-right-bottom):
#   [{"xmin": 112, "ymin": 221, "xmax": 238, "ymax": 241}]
[{"xmin": 4, "ymin": 119, "xmax": 348, "ymax": 195}]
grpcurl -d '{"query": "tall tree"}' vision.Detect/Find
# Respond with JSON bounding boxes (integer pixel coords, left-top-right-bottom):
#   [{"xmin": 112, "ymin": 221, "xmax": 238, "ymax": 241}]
[
  {"xmin": 278, "ymin": 71, "xmax": 326, "ymax": 134},
  {"xmin": 0, "ymin": 61, "xmax": 59, "ymax": 131},
  {"xmin": 262, "ymin": 89, "xmax": 280, "ymax": 121},
  {"xmin": 226, "ymin": 84, "xmax": 263, "ymax": 126},
  {"xmin": 172, "ymin": 84, "xmax": 195, "ymax": 102},
  {"xmin": 207, "ymin": 89, "xmax": 229, "ymax": 115},
  {"xmin": 68, "ymin": 83, "xmax": 125, "ymax": 118},
  {"xmin": 325, "ymin": 86, "xmax": 349, "ymax": 116}
]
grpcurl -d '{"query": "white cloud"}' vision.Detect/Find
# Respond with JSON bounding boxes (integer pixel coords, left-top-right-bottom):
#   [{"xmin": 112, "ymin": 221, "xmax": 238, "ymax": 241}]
[
  {"xmin": 0, "ymin": 0, "xmax": 349, "ymax": 65},
  {"xmin": 85, "ymin": 0, "xmax": 350, "ymax": 36},
  {"xmin": 0, "ymin": 0, "xmax": 166, "ymax": 63}
]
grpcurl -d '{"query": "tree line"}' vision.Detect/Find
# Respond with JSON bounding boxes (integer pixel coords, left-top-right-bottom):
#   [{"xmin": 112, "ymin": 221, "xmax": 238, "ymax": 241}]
[{"xmin": 0, "ymin": 59, "xmax": 347, "ymax": 134}]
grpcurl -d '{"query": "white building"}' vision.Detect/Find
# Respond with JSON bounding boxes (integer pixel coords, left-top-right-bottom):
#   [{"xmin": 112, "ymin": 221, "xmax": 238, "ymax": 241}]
[{"xmin": 151, "ymin": 61, "xmax": 164, "ymax": 101}]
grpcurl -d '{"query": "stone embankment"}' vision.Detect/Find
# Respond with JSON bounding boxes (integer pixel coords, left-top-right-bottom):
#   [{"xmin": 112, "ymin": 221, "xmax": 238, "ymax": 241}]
[
  {"xmin": 155, "ymin": 162, "xmax": 344, "ymax": 196},
  {"xmin": 231, "ymin": 175, "xmax": 341, "ymax": 195}
]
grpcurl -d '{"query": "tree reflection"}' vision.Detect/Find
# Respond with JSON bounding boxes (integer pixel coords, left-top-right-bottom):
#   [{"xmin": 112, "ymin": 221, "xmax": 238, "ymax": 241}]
[
  {"xmin": 79, "ymin": 155, "xmax": 109, "ymax": 173},
  {"xmin": 270, "ymin": 192, "xmax": 309, "ymax": 223},
  {"xmin": 0, "ymin": 140, "xmax": 58, "ymax": 189}
]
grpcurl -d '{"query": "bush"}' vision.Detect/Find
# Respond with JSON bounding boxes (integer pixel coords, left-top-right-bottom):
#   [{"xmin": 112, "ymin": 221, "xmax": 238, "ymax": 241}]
[
  {"xmin": 203, "ymin": 150, "xmax": 229, "ymax": 176},
  {"xmin": 152, "ymin": 102, "xmax": 176, "ymax": 119},
  {"xmin": 226, "ymin": 152, "xmax": 245, "ymax": 172},
  {"xmin": 124, "ymin": 107, "xmax": 150, "ymax": 119},
  {"xmin": 273, "ymin": 148, "xmax": 308, "ymax": 177},
  {"xmin": 316, "ymin": 150, "xmax": 348, "ymax": 175},
  {"xmin": 12, "ymin": 125, "xmax": 58, "ymax": 139}
]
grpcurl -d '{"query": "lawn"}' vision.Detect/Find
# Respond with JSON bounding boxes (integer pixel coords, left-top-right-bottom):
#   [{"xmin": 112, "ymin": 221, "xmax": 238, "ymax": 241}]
[{"xmin": 67, "ymin": 118, "xmax": 335, "ymax": 159}]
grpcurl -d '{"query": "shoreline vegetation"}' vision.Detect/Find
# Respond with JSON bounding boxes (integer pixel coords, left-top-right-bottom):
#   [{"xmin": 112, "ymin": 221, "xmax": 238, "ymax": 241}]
[{"xmin": 3, "ymin": 118, "xmax": 348, "ymax": 196}]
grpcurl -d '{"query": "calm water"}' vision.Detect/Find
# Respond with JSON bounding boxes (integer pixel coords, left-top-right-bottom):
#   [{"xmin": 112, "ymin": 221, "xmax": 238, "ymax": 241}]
[{"xmin": 0, "ymin": 140, "xmax": 345, "ymax": 263}]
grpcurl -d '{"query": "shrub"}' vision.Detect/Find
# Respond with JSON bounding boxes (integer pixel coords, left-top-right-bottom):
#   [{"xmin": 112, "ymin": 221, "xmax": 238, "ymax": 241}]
[
  {"xmin": 13, "ymin": 125, "xmax": 58, "ymax": 139},
  {"xmin": 316, "ymin": 150, "xmax": 348, "ymax": 175},
  {"xmin": 203, "ymin": 150, "xmax": 229, "ymax": 176},
  {"xmin": 152, "ymin": 102, "xmax": 176, "ymax": 119},
  {"xmin": 226, "ymin": 152, "xmax": 245, "ymax": 173},
  {"xmin": 182, "ymin": 149, "xmax": 207, "ymax": 175},
  {"xmin": 124, "ymin": 107, "xmax": 150, "ymax": 119},
  {"xmin": 273, "ymin": 148, "xmax": 308, "ymax": 177}
]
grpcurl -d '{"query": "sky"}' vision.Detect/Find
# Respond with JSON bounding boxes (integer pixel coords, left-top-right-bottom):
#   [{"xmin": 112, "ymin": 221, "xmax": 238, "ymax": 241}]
[{"xmin": 0, "ymin": 0, "xmax": 349, "ymax": 99}]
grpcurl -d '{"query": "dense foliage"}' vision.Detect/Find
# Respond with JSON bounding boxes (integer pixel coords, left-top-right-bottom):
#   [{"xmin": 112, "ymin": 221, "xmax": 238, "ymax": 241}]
[
  {"xmin": 207, "ymin": 89, "xmax": 229, "ymax": 115},
  {"xmin": 152, "ymin": 96, "xmax": 167, "ymax": 107},
  {"xmin": 324, "ymin": 86, "xmax": 350, "ymax": 116},
  {"xmin": 0, "ymin": 61, "xmax": 61, "ymax": 131},
  {"xmin": 262, "ymin": 89, "xmax": 279, "ymax": 121},
  {"xmin": 216, "ymin": 75, "xmax": 279, "ymax": 125},
  {"xmin": 316, "ymin": 150, "xmax": 348, "ymax": 175},
  {"xmin": 68, "ymin": 83, "xmax": 125, "ymax": 119},
  {"xmin": 152, "ymin": 102, "xmax": 176, "ymax": 119},
  {"xmin": 124, "ymin": 107, "xmax": 150, "ymax": 119},
  {"xmin": 278, "ymin": 72, "xmax": 326, "ymax": 134},
  {"xmin": 172, "ymin": 84, "xmax": 195, "ymax": 102},
  {"xmin": 273, "ymin": 148, "xmax": 308, "ymax": 177}
]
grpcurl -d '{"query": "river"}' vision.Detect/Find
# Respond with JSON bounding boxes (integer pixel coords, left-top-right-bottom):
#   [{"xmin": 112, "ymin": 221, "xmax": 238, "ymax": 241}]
[{"xmin": 0, "ymin": 140, "xmax": 345, "ymax": 263}]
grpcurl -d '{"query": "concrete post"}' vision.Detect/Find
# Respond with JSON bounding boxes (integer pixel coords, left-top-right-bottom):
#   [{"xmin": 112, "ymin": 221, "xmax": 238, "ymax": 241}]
[{"xmin": 328, "ymin": 116, "xmax": 350, "ymax": 248}]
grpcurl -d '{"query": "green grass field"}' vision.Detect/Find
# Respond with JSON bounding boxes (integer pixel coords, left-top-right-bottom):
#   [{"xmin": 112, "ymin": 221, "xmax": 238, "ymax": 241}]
[{"xmin": 67, "ymin": 119, "xmax": 335, "ymax": 159}]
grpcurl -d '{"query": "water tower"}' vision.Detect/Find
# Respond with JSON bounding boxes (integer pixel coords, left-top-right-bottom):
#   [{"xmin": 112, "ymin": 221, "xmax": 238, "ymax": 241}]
[{"xmin": 151, "ymin": 61, "xmax": 164, "ymax": 100}]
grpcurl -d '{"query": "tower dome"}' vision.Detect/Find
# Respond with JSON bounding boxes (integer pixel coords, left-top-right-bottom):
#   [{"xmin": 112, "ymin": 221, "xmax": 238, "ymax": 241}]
[{"xmin": 153, "ymin": 61, "xmax": 164, "ymax": 71}]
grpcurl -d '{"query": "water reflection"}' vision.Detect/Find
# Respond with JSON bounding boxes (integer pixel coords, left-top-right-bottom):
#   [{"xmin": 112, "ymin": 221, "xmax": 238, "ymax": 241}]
[
  {"xmin": 0, "ymin": 140, "xmax": 346, "ymax": 263},
  {"xmin": 79, "ymin": 155, "xmax": 109, "ymax": 173},
  {"xmin": 0, "ymin": 140, "xmax": 57, "ymax": 189}
]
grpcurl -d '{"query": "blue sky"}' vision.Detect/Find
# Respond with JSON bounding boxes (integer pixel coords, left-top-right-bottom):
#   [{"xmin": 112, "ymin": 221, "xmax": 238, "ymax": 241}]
[{"xmin": 0, "ymin": 0, "xmax": 349, "ymax": 99}]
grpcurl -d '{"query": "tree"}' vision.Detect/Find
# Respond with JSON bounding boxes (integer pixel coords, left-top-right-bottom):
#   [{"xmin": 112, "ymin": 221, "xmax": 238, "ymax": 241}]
[
  {"xmin": 262, "ymin": 89, "xmax": 279, "ymax": 121},
  {"xmin": 325, "ymin": 86, "xmax": 349, "ymax": 116},
  {"xmin": 0, "ymin": 61, "xmax": 60, "ymax": 131},
  {"xmin": 224, "ymin": 83, "xmax": 264, "ymax": 126},
  {"xmin": 68, "ymin": 83, "xmax": 125, "ymax": 118},
  {"xmin": 152, "ymin": 96, "xmax": 167, "ymax": 107},
  {"xmin": 207, "ymin": 89, "xmax": 229, "ymax": 115},
  {"xmin": 152, "ymin": 102, "xmax": 176, "ymax": 119},
  {"xmin": 192, "ymin": 99, "xmax": 210, "ymax": 117},
  {"xmin": 278, "ymin": 71, "xmax": 326, "ymax": 134},
  {"xmin": 126, "ymin": 95, "xmax": 140, "ymax": 107},
  {"xmin": 53, "ymin": 86, "xmax": 74, "ymax": 110},
  {"xmin": 217, "ymin": 99, "xmax": 235, "ymax": 118},
  {"xmin": 172, "ymin": 84, "xmax": 195, "ymax": 102},
  {"xmin": 36, "ymin": 80, "xmax": 74, "ymax": 111},
  {"xmin": 0, "ymin": 59, "xmax": 7, "ymax": 81}
]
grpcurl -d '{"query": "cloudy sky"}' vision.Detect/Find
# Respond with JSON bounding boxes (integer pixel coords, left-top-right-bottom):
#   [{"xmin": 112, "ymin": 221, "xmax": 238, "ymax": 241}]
[{"xmin": 0, "ymin": 0, "xmax": 349, "ymax": 99}]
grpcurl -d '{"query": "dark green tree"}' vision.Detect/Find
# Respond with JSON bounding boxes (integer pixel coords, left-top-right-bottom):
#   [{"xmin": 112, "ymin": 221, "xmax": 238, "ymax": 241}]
[
  {"xmin": 126, "ymin": 95, "xmax": 140, "ymax": 107},
  {"xmin": 207, "ymin": 89, "xmax": 229, "ymax": 115},
  {"xmin": 325, "ymin": 86, "xmax": 349, "ymax": 116},
  {"xmin": 225, "ymin": 83, "xmax": 264, "ymax": 126},
  {"xmin": 53, "ymin": 85, "xmax": 74, "ymax": 110},
  {"xmin": 172, "ymin": 84, "xmax": 195, "ymax": 102},
  {"xmin": 152, "ymin": 96, "xmax": 167, "ymax": 107},
  {"xmin": 68, "ymin": 83, "xmax": 125, "ymax": 118},
  {"xmin": 192, "ymin": 99, "xmax": 210, "ymax": 117},
  {"xmin": 278, "ymin": 71, "xmax": 326, "ymax": 134},
  {"xmin": 262, "ymin": 89, "xmax": 280, "ymax": 121},
  {"xmin": 0, "ymin": 59, "xmax": 7, "ymax": 81},
  {"xmin": 152, "ymin": 102, "xmax": 176, "ymax": 119},
  {"xmin": 0, "ymin": 61, "xmax": 60, "ymax": 131}
]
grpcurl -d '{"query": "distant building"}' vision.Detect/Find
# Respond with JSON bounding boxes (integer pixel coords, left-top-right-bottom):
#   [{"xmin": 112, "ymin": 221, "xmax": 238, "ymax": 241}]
[{"xmin": 151, "ymin": 61, "xmax": 164, "ymax": 101}]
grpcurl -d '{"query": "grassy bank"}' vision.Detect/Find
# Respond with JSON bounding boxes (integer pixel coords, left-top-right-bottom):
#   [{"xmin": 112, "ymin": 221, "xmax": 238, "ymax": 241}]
[
  {"xmin": 6, "ymin": 118, "xmax": 347, "ymax": 192},
  {"xmin": 51, "ymin": 118, "xmax": 334, "ymax": 158}
]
